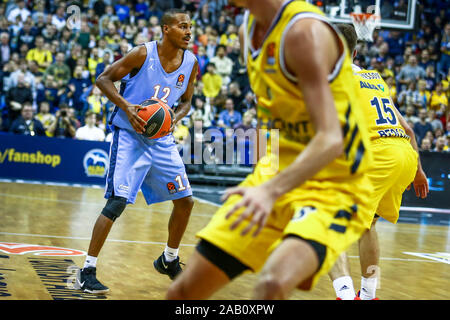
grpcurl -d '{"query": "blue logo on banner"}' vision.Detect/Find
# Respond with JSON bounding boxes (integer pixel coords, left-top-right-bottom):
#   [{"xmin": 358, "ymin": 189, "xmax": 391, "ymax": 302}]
[{"xmin": 83, "ymin": 149, "xmax": 109, "ymax": 178}]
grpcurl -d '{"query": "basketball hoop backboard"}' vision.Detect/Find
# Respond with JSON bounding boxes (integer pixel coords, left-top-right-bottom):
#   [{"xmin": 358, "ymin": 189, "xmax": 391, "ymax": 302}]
[{"xmin": 306, "ymin": 0, "xmax": 417, "ymax": 30}]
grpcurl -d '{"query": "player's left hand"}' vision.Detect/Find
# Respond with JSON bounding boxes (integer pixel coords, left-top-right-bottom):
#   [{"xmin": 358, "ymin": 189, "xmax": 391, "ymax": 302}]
[
  {"xmin": 223, "ymin": 184, "xmax": 277, "ymax": 237},
  {"xmin": 407, "ymin": 168, "xmax": 429, "ymax": 198}
]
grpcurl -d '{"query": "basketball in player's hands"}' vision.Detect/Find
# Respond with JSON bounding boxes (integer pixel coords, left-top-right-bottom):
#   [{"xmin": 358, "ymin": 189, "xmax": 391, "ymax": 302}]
[{"xmin": 137, "ymin": 99, "xmax": 173, "ymax": 139}]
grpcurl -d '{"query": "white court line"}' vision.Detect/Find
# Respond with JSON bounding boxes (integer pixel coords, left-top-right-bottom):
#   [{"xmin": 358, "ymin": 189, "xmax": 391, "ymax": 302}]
[
  {"xmin": 0, "ymin": 192, "xmax": 213, "ymax": 218},
  {"xmin": 1, "ymin": 180, "xmax": 449, "ymax": 214},
  {"xmin": 0, "ymin": 232, "xmax": 196, "ymax": 247},
  {"xmin": 1, "ymin": 192, "xmax": 449, "ymax": 235},
  {"xmin": 0, "ymin": 231, "xmax": 440, "ymax": 263}
]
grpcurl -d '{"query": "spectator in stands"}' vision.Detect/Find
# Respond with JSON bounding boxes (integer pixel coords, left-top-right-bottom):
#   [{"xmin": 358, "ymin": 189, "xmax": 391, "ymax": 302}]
[
  {"xmin": 47, "ymin": 103, "xmax": 76, "ymax": 139},
  {"xmin": 414, "ymin": 109, "xmax": 434, "ymax": 144},
  {"xmin": 88, "ymin": 48, "xmax": 103, "ymax": 82},
  {"xmin": 9, "ymin": 59, "xmax": 36, "ymax": 95},
  {"xmin": 36, "ymin": 101, "xmax": 56, "ymax": 137},
  {"xmin": 228, "ymin": 81, "xmax": 243, "ymax": 111},
  {"xmin": 86, "ymin": 85, "xmax": 108, "ymax": 119},
  {"xmin": 218, "ymin": 98, "xmax": 242, "ymax": 129},
  {"xmin": 135, "ymin": 0, "xmax": 150, "ymax": 20},
  {"xmin": 202, "ymin": 62, "xmax": 222, "ymax": 100},
  {"xmin": 25, "ymin": 36, "xmax": 52, "ymax": 72},
  {"xmin": 76, "ymin": 21, "xmax": 91, "ymax": 50},
  {"xmin": 210, "ymin": 44, "xmax": 233, "ymax": 85},
  {"xmin": 9, "ymin": 102, "xmax": 45, "ymax": 136},
  {"xmin": 404, "ymin": 106, "xmax": 419, "ymax": 125},
  {"xmin": 95, "ymin": 51, "xmax": 112, "ymax": 79},
  {"xmin": 196, "ymin": 45, "xmax": 209, "ymax": 76},
  {"xmin": 7, "ymin": 0, "xmax": 30, "ymax": 23},
  {"xmin": 17, "ymin": 19, "xmax": 36, "ymax": 51},
  {"xmin": 195, "ymin": 2, "xmax": 214, "ymax": 29},
  {"xmin": 239, "ymin": 90, "xmax": 256, "ymax": 114},
  {"xmin": 75, "ymin": 111, "xmax": 105, "ymax": 141},
  {"xmin": 385, "ymin": 76, "xmax": 398, "ymax": 105},
  {"xmin": 419, "ymin": 49, "xmax": 434, "ymax": 70},
  {"xmin": 191, "ymin": 96, "xmax": 214, "ymax": 128},
  {"xmin": 0, "ymin": 32, "xmax": 11, "ymax": 68},
  {"xmin": 234, "ymin": 110, "xmax": 255, "ymax": 131},
  {"xmin": 206, "ymin": 33, "xmax": 218, "ymax": 60},
  {"xmin": 52, "ymin": 5, "xmax": 66, "ymax": 31},
  {"xmin": 420, "ymin": 138, "xmax": 432, "ymax": 151},
  {"xmin": 115, "ymin": 0, "xmax": 131, "ymax": 23},
  {"xmin": 434, "ymin": 136, "xmax": 448, "ymax": 152},
  {"xmin": 6, "ymin": 73, "xmax": 33, "ymax": 124},
  {"xmin": 219, "ymin": 24, "xmax": 238, "ymax": 47},
  {"xmin": 397, "ymin": 81, "xmax": 421, "ymax": 113},
  {"xmin": 28, "ymin": 60, "xmax": 43, "ymax": 82},
  {"xmin": 424, "ymin": 65, "xmax": 437, "ymax": 91},
  {"xmin": 397, "ymin": 55, "xmax": 426, "ymax": 89},
  {"xmin": 438, "ymin": 23, "xmax": 450, "ymax": 77},
  {"xmin": 68, "ymin": 106, "xmax": 81, "ymax": 130},
  {"xmin": 428, "ymin": 109, "xmax": 444, "ymax": 132},
  {"xmin": 173, "ymin": 121, "xmax": 190, "ymax": 150},
  {"xmin": 67, "ymin": 66, "xmax": 92, "ymax": 116},
  {"xmin": 44, "ymin": 52, "xmax": 71, "ymax": 87},
  {"xmin": 417, "ymin": 79, "xmax": 431, "ymax": 109},
  {"xmin": 428, "ymin": 82, "xmax": 448, "ymax": 116},
  {"xmin": 36, "ymin": 74, "xmax": 59, "ymax": 112}
]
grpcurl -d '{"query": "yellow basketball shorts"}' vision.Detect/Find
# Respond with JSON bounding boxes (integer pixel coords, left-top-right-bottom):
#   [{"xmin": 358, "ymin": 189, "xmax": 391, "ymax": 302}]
[
  {"xmin": 196, "ymin": 157, "xmax": 372, "ymax": 290},
  {"xmin": 366, "ymin": 139, "xmax": 418, "ymax": 223}
]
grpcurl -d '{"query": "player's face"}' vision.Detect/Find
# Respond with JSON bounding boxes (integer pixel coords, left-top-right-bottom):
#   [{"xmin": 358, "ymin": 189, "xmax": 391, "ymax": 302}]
[{"xmin": 168, "ymin": 14, "xmax": 192, "ymax": 50}]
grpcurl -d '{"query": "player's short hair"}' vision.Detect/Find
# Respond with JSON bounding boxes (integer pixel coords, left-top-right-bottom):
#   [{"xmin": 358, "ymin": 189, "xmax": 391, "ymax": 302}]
[
  {"xmin": 160, "ymin": 9, "xmax": 188, "ymax": 30},
  {"xmin": 336, "ymin": 24, "xmax": 358, "ymax": 54}
]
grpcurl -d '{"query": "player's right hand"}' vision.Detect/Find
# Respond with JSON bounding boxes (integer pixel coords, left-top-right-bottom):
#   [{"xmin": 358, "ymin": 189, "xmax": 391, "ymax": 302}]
[
  {"xmin": 125, "ymin": 104, "xmax": 147, "ymax": 134},
  {"xmin": 407, "ymin": 168, "xmax": 429, "ymax": 199}
]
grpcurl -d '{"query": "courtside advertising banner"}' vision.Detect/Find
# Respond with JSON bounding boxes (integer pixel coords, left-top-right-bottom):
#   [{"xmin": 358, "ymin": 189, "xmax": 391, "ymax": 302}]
[{"xmin": 0, "ymin": 133, "xmax": 110, "ymax": 185}]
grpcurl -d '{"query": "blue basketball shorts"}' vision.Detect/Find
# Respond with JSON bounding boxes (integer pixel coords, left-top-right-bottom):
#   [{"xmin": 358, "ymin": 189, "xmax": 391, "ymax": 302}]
[{"xmin": 104, "ymin": 127, "xmax": 192, "ymax": 204}]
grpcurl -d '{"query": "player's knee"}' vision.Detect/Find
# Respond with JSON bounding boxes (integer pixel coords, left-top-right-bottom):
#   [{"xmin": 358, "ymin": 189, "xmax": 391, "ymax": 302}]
[
  {"xmin": 255, "ymin": 273, "xmax": 285, "ymax": 299},
  {"xmin": 174, "ymin": 196, "xmax": 194, "ymax": 211},
  {"xmin": 101, "ymin": 196, "xmax": 127, "ymax": 222}
]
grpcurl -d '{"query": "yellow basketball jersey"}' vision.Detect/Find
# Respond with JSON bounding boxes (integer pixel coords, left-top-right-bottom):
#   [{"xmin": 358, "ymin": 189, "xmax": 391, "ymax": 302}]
[
  {"xmin": 245, "ymin": 0, "xmax": 372, "ymax": 181},
  {"xmin": 353, "ymin": 67, "xmax": 410, "ymax": 141}
]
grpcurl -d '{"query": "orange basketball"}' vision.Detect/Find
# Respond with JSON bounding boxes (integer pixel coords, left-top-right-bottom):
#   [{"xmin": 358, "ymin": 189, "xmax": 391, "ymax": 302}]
[{"xmin": 137, "ymin": 99, "xmax": 174, "ymax": 139}]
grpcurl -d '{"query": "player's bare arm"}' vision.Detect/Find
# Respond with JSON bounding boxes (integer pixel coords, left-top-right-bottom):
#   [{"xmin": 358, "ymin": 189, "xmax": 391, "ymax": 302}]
[
  {"xmin": 393, "ymin": 106, "xmax": 429, "ymax": 198},
  {"xmin": 224, "ymin": 19, "xmax": 344, "ymax": 236},
  {"xmin": 172, "ymin": 60, "xmax": 198, "ymax": 129},
  {"xmin": 96, "ymin": 45, "xmax": 148, "ymax": 133}
]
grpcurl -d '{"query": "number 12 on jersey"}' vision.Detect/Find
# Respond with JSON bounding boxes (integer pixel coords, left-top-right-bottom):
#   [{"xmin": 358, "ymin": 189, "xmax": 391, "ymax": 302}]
[{"xmin": 371, "ymin": 97, "xmax": 397, "ymax": 126}]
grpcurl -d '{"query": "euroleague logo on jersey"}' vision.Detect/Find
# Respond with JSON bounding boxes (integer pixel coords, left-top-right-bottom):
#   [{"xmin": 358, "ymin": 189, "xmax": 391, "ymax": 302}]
[
  {"xmin": 167, "ymin": 182, "xmax": 177, "ymax": 194},
  {"xmin": 0, "ymin": 242, "xmax": 86, "ymax": 256},
  {"xmin": 266, "ymin": 42, "xmax": 276, "ymax": 65},
  {"xmin": 176, "ymin": 74, "xmax": 185, "ymax": 88}
]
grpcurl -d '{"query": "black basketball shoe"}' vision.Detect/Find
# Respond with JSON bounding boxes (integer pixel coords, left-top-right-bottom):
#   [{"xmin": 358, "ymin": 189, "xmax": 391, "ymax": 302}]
[
  {"xmin": 76, "ymin": 267, "xmax": 110, "ymax": 294},
  {"xmin": 153, "ymin": 252, "xmax": 183, "ymax": 280}
]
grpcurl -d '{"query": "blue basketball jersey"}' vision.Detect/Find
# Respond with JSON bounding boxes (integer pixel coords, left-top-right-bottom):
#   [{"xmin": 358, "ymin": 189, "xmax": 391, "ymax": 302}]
[{"xmin": 110, "ymin": 41, "xmax": 196, "ymax": 132}]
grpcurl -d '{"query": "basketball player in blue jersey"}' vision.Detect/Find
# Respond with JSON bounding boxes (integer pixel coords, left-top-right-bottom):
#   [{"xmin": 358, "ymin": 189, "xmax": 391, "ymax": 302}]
[{"xmin": 76, "ymin": 9, "xmax": 198, "ymax": 294}]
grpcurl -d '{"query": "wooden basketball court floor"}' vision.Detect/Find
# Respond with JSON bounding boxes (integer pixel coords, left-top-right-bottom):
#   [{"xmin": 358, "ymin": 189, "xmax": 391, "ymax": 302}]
[{"xmin": 0, "ymin": 181, "xmax": 449, "ymax": 300}]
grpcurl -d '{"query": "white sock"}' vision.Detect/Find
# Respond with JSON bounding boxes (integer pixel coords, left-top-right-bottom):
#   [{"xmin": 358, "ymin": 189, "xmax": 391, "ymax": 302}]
[
  {"xmin": 360, "ymin": 276, "xmax": 378, "ymax": 300},
  {"xmin": 333, "ymin": 276, "xmax": 356, "ymax": 300},
  {"xmin": 164, "ymin": 246, "xmax": 179, "ymax": 262},
  {"xmin": 83, "ymin": 255, "xmax": 97, "ymax": 269}
]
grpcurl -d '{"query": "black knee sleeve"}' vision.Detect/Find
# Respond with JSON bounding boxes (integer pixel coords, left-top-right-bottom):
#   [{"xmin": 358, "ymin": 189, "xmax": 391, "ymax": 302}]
[{"xmin": 101, "ymin": 196, "xmax": 127, "ymax": 222}]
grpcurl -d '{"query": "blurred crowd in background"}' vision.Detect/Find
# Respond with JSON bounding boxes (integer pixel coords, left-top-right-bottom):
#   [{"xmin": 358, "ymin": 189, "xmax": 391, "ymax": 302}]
[{"xmin": 0, "ymin": 0, "xmax": 448, "ymax": 153}]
